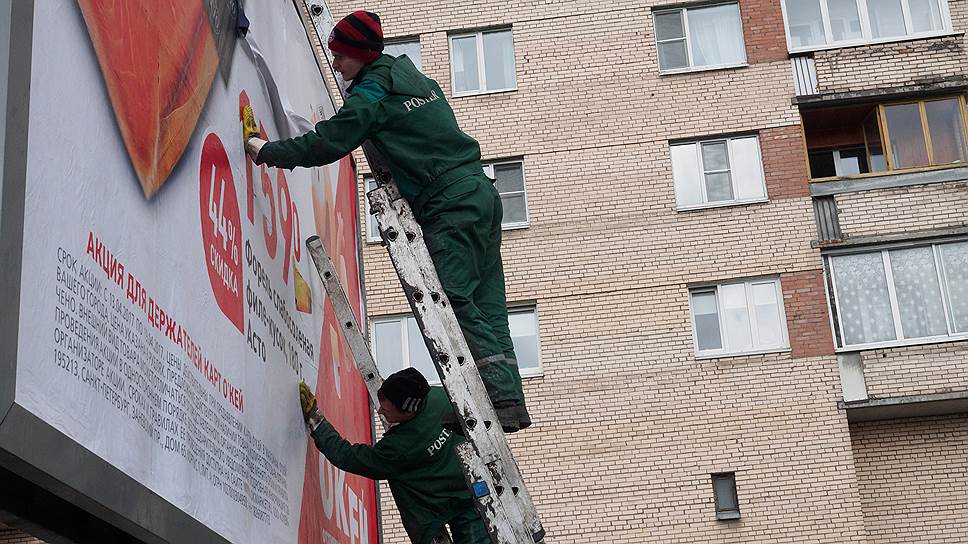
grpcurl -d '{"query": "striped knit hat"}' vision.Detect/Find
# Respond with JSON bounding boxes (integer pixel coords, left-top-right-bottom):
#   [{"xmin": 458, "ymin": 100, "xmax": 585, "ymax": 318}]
[
  {"xmin": 328, "ymin": 11, "xmax": 384, "ymax": 63},
  {"xmin": 379, "ymin": 368, "xmax": 430, "ymax": 413}
]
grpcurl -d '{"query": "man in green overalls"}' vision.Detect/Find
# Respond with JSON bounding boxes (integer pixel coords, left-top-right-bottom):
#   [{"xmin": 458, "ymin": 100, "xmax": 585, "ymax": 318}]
[
  {"xmin": 244, "ymin": 11, "xmax": 530, "ymax": 432},
  {"xmin": 300, "ymin": 369, "xmax": 489, "ymax": 543}
]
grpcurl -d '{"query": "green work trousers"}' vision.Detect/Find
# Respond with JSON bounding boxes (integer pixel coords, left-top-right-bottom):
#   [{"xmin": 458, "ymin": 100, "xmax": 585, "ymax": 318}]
[
  {"xmin": 415, "ymin": 508, "xmax": 489, "ymax": 544},
  {"xmin": 416, "ymin": 173, "xmax": 524, "ymax": 405},
  {"xmin": 446, "ymin": 508, "xmax": 491, "ymax": 544}
]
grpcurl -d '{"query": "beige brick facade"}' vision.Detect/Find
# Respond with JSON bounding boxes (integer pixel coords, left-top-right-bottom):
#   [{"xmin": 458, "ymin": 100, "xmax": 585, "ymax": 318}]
[
  {"xmin": 320, "ymin": 0, "xmax": 968, "ymax": 542},
  {"xmin": 859, "ymin": 341, "xmax": 968, "ymax": 398},
  {"xmin": 851, "ymin": 415, "xmax": 968, "ymax": 543},
  {"xmin": 836, "ymin": 182, "xmax": 968, "ymax": 238}
]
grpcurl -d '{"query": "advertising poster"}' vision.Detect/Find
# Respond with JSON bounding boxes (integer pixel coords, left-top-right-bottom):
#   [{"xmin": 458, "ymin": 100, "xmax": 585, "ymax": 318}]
[{"xmin": 12, "ymin": 1, "xmax": 378, "ymax": 542}]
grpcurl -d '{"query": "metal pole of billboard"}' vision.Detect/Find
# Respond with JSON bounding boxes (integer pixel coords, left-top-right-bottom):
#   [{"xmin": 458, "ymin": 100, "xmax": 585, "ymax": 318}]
[{"xmin": 295, "ymin": 2, "xmax": 546, "ymax": 543}]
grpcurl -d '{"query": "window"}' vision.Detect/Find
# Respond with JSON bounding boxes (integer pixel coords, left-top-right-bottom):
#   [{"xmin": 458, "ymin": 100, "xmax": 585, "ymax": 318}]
[
  {"xmin": 363, "ymin": 176, "xmax": 380, "ymax": 243},
  {"xmin": 654, "ymin": 3, "xmax": 747, "ymax": 72},
  {"xmin": 712, "ymin": 473, "xmax": 740, "ymax": 520},
  {"xmin": 782, "ymin": 0, "xmax": 951, "ymax": 51},
  {"xmin": 671, "ymin": 135, "xmax": 766, "ymax": 209},
  {"xmin": 803, "ymin": 96, "xmax": 968, "ymax": 179},
  {"xmin": 372, "ymin": 307, "xmax": 541, "ymax": 384},
  {"xmin": 384, "ymin": 39, "xmax": 422, "ymax": 72},
  {"xmin": 690, "ymin": 279, "xmax": 789, "ymax": 357},
  {"xmin": 826, "ymin": 240, "xmax": 968, "ymax": 349},
  {"xmin": 449, "ymin": 29, "xmax": 516, "ymax": 95},
  {"xmin": 482, "ymin": 160, "xmax": 529, "ymax": 228}
]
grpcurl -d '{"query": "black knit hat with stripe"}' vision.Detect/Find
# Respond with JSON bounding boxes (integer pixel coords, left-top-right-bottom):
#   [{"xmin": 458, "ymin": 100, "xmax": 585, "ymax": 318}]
[
  {"xmin": 378, "ymin": 368, "xmax": 430, "ymax": 412},
  {"xmin": 328, "ymin": 11, "xmax": 384, "ymax": 63}
]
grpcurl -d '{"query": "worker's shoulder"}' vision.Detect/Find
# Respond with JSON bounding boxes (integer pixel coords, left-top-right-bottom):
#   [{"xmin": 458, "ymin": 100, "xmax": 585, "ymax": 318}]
[
  {"xmin": 347, "ymin": 56, "xmax": 391, "ymax": 102},
  {"xmin": 350, "ymin": 79, "xmax": 388, "ymax": 103}
]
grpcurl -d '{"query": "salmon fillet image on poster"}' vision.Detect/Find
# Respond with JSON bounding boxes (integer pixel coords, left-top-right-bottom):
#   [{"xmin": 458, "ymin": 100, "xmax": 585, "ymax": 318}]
[{"xmin": 77, "ymin": 0, "xmax": 219, "ymax": 199}]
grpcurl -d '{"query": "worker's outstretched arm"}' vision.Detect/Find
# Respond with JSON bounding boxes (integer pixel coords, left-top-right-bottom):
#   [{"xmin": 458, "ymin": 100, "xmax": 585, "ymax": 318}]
[
  {"xmin": 310, "ymin": 418, "xmax": 413, "ymax": 480},
  {"xmin": 251, "ymin": 81, "xmax": 387, "ymax": 170},
  {"xmin": 299, "ymin": 381, "xmax": 412, "ymax": 480}
]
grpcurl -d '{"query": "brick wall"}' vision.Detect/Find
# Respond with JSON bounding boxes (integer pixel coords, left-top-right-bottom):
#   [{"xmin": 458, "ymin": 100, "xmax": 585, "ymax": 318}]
[
  {"xmin": 740, "ymin": 0, "xmax": 789, "ymax": 64},
  {"xmin": 836, "ymin": 181, "xmax": 968, "ymax": 239},
  {"xmin": 379, "ymin": 292, "xmax": 867, "ymax": 543},
  {"xmin": 851, "ymin": 415, "xmax": 968, "ymax": 543},
  {"xmin": 814, "ymin": 35, "xmax": 968, "ymax": 96},
  {"xmin": 860, "ymin": 341, "xmax": 968, "ymax": 398},
  {"xmin": 761, "ymin": 125, "xmax": 810, "ymax": 200},
  {"xmin": 781, "ymin": 270, "xmax": 835, "ymax": 358}
]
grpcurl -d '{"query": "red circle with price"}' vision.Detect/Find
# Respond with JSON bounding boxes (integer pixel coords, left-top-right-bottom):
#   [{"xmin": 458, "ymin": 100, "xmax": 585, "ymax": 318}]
[{"xmin": 199, "ymin": 132, "xmax": 244, "ymax": 334}]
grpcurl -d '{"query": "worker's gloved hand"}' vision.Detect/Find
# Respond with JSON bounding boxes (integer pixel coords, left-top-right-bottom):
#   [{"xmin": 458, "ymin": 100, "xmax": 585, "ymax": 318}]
[
  {"xmin": 242, "ymin": 105, "xmax": 260, "ymax": 141},
  {"xmin": 241, "ymin": 105, "xmax": 267, "ymax": 162},
  {"xmin": 299, "ymin": 381, "xmax": 322, "ymax": 429}
]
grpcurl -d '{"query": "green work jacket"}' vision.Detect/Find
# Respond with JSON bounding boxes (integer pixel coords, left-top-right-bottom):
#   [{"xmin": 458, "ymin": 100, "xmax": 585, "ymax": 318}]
[
  {"xmin": 311, "ymin": 388, "xmax": 475, "ymax": 542},
  {"xmin": 257, "ymin": 54, "xmax": 483, "ymax": 213}
]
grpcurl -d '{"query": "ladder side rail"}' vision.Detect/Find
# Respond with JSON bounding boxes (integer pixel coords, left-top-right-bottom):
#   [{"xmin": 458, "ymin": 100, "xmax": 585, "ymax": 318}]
[
  {"xmin": 305, "ymin": 237, "xmax": 384, "ymax": 408},
  {"xmin": 369, "ymin": 186, "xmax": 544, "ymax": 543}
]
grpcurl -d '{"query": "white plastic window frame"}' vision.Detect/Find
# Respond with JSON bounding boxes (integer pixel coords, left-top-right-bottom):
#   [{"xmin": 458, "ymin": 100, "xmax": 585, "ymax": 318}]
[
  {"xmin": 383, "ymin": 38, "xmax": 423, "ymax": 73},
  {"xmin": 672, "ymin": 135, "xmax": 768, "ymax": 210},
  {"xmin": 780, "ymin": 0, "xmax": 953, "ymax": 53},
  {"xmin": 448, "ymin": 28, "xmax": 517, "ymax": 97},
  {"xmin": 370, "ymin": 306, "xmax": 543, "ymax": 385},
  {"xmin": 825, "ymin": 239, "xmax": 968, "ymax": 351},
  {"xmin": 363, "ymin": 176, "xmax": 380, "ymax": 243},
  {"xmin": 653, "ymin": 2, "xmax": 749, "ymax": 74},
  {"xmin": 483, "ymin": 159, "xmax": 530, "ymax": 229},
  {"xmin": 689, "ymin": 278, "xmax": 791, "ymax": 358}
]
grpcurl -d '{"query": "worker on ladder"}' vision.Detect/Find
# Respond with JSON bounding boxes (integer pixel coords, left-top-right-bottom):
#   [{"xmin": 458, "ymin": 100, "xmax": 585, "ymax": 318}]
[
  {"xmin": 300, "ymin": 369, "xmax": 489, "ymax": 543},
  {"xmin": 243, "ymin": 10, "xmax": 530, "ymax": 432}
]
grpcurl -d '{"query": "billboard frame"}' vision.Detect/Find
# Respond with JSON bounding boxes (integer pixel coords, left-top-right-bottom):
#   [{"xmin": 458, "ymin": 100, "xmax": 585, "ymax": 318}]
[{"xmin": 0, "ymin": 2, "xmax": 374, "ymax": 542}]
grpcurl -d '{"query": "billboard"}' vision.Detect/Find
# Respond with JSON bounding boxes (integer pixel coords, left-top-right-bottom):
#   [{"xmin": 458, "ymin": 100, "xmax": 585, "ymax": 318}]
[{"xmin": 0, "ymin": 1, "xmax": 378, "ymax": 543}]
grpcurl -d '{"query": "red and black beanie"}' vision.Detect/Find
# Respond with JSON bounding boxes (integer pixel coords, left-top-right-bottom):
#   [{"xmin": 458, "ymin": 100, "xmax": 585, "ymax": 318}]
[{"xmin": 328, "ymin": 11, "xmax": 384, "ymax": 63}]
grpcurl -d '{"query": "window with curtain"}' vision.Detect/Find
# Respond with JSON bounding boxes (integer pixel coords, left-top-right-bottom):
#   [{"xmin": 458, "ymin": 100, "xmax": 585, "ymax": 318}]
[
  {"xmin": 483, "ymin": 160, "xmax": 529, "ymax": 228},
  {"xmin": 782, "ymin": 0, "xmax": 951, "ymax": 51},
  {"xmin": 670, "ymin": 135, "xmax": 767, "ymax": 208},
  {"xmin": 654, "ymin": 3, "xmax": 747, "ymax": 72},
  {"xmin": 827, "ymin": 241, "xmax": 968, "ymax": 349},
  {"xmin": 372, "ymin": 307, "xmax": 542, "ymax": 384},
  {"xmin": 449, "ymin": 29, "xmax": 516, "ymax": 95},
  {"xmin": 689, "ymin": 279, "xmax": 789, "ymax": 357}
]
